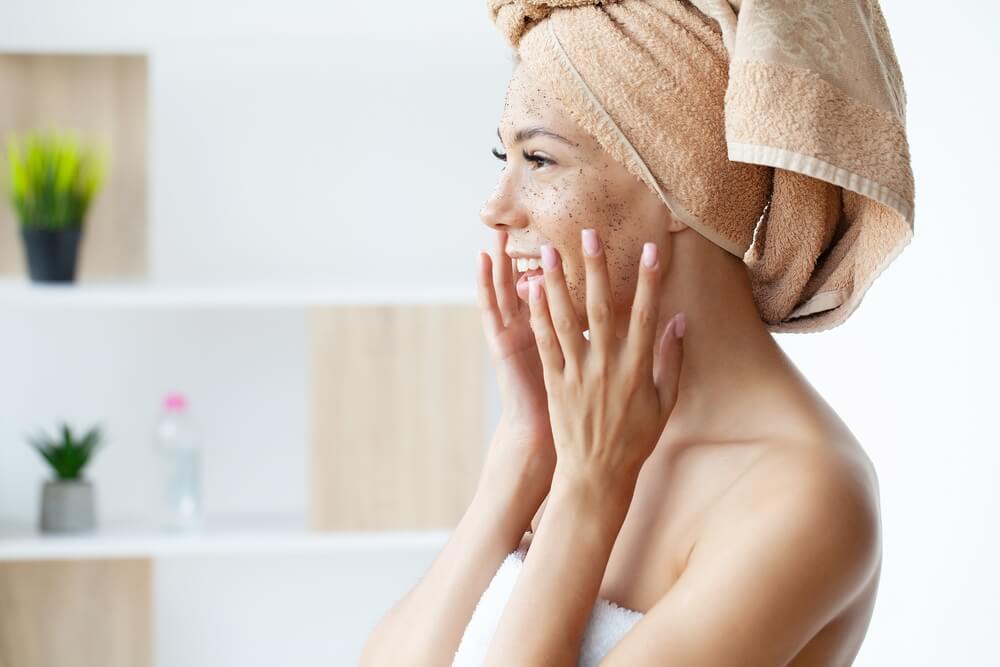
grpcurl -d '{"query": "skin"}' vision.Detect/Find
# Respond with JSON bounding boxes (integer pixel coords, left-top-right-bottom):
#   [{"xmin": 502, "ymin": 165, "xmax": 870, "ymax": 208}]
[
  {"xmin": 360, "ymin": 65, "xmax": 883, "ymax": 667},
  {"xmin": 477, "ymin": 65, "xmax": 884, "ymax": 665}
]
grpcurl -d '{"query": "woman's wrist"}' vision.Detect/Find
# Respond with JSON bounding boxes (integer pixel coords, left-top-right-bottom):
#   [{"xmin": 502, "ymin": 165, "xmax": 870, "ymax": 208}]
[
  {"xmin": 550, "ymin": 459, "xmax": 640, "ymax": 522},
  {"xmin": 471, "ymin": 461, "xmax": 548, "ymax": 539},
  {"xmin": 484, "ymin": 418, "xmax": 554, "ymax": 481},
  {"xmin": 475, "ymin": 421, "xmax": 555, "ymax": 530}
]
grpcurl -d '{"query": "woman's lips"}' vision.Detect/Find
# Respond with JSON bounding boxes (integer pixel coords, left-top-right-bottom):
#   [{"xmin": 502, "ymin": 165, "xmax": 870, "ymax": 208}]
[{"xmin": 515, "ymin": 267, "xmax": 544, "ymax": 300}]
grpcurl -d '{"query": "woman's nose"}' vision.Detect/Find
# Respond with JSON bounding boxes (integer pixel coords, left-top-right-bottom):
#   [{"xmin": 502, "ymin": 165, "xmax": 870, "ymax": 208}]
[{"xmin": 479, "ymin": 176, "xmax": 529, "ymax": 232}]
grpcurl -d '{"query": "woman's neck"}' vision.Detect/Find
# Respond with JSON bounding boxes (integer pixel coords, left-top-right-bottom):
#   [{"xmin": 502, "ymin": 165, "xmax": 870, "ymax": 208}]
[{"xmin": 648, "ymin": 229, "xmax": 805, "ymax": 460}]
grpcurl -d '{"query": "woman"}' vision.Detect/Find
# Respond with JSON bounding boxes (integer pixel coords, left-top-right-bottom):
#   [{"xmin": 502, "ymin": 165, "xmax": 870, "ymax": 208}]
[{"xmin": 363, "ymin": 1, "xmax": 912, "ymax": 664}]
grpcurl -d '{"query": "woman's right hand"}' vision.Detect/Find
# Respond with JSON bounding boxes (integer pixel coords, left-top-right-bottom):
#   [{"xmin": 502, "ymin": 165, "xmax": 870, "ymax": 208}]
[{"xmin": 477, "ymin": 230, "xmax": 556, "ymax": 486}]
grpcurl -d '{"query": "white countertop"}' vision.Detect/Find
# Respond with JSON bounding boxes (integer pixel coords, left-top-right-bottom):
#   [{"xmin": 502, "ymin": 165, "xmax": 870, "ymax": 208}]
[
  {"xmin": 0, "ymin": 514, "xmax": 451, "ymax": 560},
  {"xmin": 0, "ymin": 277, "xmax": 476, "ymax": 309}
]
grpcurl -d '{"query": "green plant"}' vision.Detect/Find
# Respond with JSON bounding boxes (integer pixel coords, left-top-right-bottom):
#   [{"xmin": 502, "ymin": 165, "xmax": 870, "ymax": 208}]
[
  {"xmin": 5, "ymin": 130, "xmax": 109, "ymax": 230},
  {"xmin": 27, "ymin": 422, "xmax": 104, "ymax": 481}
]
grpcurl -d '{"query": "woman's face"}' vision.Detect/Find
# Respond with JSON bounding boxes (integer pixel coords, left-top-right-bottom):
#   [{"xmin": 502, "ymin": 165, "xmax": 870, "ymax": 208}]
[{"xmin": 480, "ymin": 65, "xmax": 673, "ymax": 331}]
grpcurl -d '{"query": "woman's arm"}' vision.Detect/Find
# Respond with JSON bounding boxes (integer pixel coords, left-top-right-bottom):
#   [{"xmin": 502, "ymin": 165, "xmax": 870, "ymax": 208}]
[
  {"xmin": 483, "ymin": 464, "xmax": 636, "ymax": 666},
  {"xmin": 359, "ymin": 424, "xmax": 551, "ymax": 667}
]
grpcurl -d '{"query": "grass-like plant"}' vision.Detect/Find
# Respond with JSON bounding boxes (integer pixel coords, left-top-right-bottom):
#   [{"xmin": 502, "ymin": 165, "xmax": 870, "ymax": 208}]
[
  {"xmin": 5, "ymin": 130, "xmax": 109, "ymax": 230},
  {"xmin": 27, "ymin": 422, "xmax": 103, "ymax": 481}
]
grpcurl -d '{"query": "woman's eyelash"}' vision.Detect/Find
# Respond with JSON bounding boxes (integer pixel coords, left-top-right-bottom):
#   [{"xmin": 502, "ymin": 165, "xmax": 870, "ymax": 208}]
[{"xmin": 491, "ymin": 147, "xmax": 552, "ymax": 168}]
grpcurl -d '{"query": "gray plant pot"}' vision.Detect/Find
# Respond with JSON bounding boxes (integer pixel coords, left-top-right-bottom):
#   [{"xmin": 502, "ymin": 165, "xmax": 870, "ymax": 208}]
[{"xmin": 39, "ymin": 479, "xmax": 96, "ymax": 533}]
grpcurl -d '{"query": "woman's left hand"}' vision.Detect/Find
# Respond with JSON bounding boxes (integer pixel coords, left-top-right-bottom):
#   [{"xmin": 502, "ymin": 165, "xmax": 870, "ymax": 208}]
[{"xmin": 526, "ymin": 228, "xmax": 686, "ymax": 497}]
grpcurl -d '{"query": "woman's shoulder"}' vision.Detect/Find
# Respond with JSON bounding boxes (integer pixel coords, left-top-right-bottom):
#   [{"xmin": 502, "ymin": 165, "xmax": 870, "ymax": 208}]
[
  {"xmin": 730, "ymin": 420, "xmax": 879, "ymax": 520},
  {"xmin": 660, "ymin": 432, "xmax": 882, "ymax": 660},
  {"xmin": 699, "ymin": 432, "xmax": 882, "ymax": 589},
  {"xmin": 750, "ymin": 435, "xmax": 879, "ymax": 515},
  {"xmin": 749, "ymin": 390, "xmax": 880, "ymax": 514}
]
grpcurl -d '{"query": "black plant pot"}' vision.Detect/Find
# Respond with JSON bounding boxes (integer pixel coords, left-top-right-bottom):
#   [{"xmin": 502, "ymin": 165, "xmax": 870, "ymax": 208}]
[{"xmin": 20, "ymin": 226, "xmax": 84, "ymax": 283}]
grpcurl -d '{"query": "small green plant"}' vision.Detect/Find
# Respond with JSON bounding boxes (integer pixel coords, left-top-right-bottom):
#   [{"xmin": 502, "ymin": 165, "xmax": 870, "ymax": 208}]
[
  {"xmin": 27, "ymin": 422, "xmax": 104, "ymax": 481},
  {"xmin": 5, "ymin": 130, "xmax": 109, "ymax": 230}
]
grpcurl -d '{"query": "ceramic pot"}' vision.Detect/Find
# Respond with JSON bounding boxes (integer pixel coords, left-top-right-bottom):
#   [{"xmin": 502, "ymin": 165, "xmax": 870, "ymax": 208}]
[
  {"xmin": 20, "ymin": 226, "xmax": 83, "ymax": 282},
  {"xmin": 39, "ymin": 478, "xmax": 96, "ymax": 533}
]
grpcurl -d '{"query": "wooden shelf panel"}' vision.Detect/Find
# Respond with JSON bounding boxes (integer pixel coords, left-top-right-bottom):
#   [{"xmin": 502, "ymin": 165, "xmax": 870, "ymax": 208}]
[{"xmin": 0, "ymin": 558, "xmax": 152, "ymax": 667}]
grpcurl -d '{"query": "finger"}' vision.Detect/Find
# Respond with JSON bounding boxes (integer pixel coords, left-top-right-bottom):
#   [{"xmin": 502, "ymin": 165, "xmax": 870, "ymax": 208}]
[
  {"xmin": 580, "ymin": 228, "xmax": 615, "ymax": 363},
  {"xmin": 494, "ymin": 230, "xmax": 519, "ymax": 324},
  {"xmin": 539, "ymin": 243, "xmax": 585, "ymax": 370},
  {"xmin": 653, "ymin": 312, "xmax": 685, "ymax": 418},
  {"xmin": 477, "ymin": 251, "xmax": 505, "ymax": 337},
  {"xmin": 625, "ymin": 241, "xmax": 664, "ymax": 381},
  {"xmin": 527, "ymin": 276, "xmax": 564, "ymax": 373}
]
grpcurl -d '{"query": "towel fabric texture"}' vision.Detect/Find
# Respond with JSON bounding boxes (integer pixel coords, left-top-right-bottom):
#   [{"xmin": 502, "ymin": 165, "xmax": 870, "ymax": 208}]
[
  {"xmin": 451, "ymin": 547, "xmax": 645, "ymax": 666},
  {"xmin": 486, "ymin": 0, "xmax": 914, "ymax": 333}
]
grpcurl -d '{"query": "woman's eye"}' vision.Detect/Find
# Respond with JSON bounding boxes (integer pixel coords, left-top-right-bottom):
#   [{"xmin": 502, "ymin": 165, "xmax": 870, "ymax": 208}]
[
  {"xmin": 490, "ymin": 146, "xmax": 553, "ymax": 170},
  {"xmin": 522, "ymin": 150, "xmax": 553, "ymax": 169}
]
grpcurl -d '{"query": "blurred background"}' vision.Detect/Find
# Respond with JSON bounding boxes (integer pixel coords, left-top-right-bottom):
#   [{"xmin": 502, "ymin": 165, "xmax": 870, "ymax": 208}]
[{"xmin": 0, "ymin": 1, "xmax": 996, "ymax": 665}]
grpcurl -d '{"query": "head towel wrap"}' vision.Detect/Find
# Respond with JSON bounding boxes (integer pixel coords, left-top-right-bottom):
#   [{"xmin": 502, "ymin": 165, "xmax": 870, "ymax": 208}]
[{"xmin": 486, "ymin": 0, "xmax": 914, "ymax": 334}]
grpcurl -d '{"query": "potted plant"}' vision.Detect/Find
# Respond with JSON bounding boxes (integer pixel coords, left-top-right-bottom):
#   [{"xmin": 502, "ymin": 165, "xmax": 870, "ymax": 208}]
[
  {"xmin": 4, "ymin": 130, "xmax": 109, "ymax": 282},
  {"xmin": 27, "ymin": 422, "xmax": 104, "ymax": 533}
]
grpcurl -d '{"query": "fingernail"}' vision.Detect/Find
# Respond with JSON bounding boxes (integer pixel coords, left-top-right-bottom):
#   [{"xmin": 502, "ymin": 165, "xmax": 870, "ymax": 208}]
[
  {"xmin": 674, "ymin": 312, "xmax": 686, "ymax": 338},
  {"xmin": 540, "ymin": 244, "xmax": 558, "ymax": 270},
  {"xmin": 582, "ymin": 229, "xmax": 600, "ymax": 256},
  {"xmin": 529, "ymin": 275, "xmax": 544, "ymax": 300},
  {"xmin": 642, "ymin": 242, "xmax": 658, "ymax": 269}
]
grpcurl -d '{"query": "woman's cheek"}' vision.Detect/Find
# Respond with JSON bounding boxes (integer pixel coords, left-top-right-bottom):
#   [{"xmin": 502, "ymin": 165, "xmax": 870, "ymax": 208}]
[
  {"xmin": 606, "ymin": 244, "xmax": 643, "ymax": 312},
  {"xmin": 565, "ymin": 262, "xmax": 589, "ymax": 324},
  {"xmin": 558, "ymin": 237, "xmax": 640, "ymax": 328}
]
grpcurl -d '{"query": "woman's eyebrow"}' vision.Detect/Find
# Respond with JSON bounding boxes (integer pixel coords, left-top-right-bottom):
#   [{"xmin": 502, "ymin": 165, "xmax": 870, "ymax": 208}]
[{"xmin": 496, "ymin": 125, "xmax": 577, "ymax": 147}]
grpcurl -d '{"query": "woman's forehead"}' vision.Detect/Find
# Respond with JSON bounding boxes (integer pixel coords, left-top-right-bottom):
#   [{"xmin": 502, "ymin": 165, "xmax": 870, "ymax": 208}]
[
  {"xmin": 501, "ymin": 67, "xmax": 579, "ymax": 132},
  {"xmin": 500, "ymin": 68, "xmax": 587, "ymax": 146}
]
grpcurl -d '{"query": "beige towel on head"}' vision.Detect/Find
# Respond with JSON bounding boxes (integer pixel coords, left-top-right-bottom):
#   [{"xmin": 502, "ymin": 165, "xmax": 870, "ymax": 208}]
[{"xmin": 486, "ymin": 0, "xmax": 914, "ymax": 333}]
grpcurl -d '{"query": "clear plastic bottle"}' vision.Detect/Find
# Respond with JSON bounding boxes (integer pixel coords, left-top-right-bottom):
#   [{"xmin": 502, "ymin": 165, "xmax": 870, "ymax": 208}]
[{"xmin": 153, "ymin": 391, "xmax": 203, "ymax": 532}]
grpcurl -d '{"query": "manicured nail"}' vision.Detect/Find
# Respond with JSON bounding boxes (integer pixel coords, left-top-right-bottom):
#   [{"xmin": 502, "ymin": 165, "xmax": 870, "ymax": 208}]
[
  {"xmin": 540, "ymin": 244, "xmax": 558, "ymax": 270},
  {"xmin": 582, "ymin": 229, "xmax": 600, "ymax": 256},
  {"xmin": 674, "ymin": 312, "xmax": 686, "ymax": 338},
  {"xmin": 642, "ymin": 242, "xmax": 658, "ymax": 269}
]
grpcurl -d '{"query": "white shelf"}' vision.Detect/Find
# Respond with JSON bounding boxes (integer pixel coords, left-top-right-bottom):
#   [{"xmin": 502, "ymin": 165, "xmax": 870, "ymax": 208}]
[
  {"xmin": 0, "ymin": 278, "xmax": 476, "ymax": 308},
  {"xmin": 0, "ymin": 514, "xmax": 451, "ymax": 561}
]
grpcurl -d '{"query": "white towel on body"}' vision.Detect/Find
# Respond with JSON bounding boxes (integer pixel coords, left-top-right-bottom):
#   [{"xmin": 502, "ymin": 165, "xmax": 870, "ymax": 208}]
[{"xmin": 452, "ymin": 546, "xmax": 645, "ymax": 666}]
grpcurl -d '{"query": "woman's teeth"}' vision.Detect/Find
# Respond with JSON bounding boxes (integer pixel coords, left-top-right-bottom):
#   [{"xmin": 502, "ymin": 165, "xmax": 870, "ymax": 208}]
[{"xmin": 516, "ymin": 257, "xmax": 541, "ymax": 272}]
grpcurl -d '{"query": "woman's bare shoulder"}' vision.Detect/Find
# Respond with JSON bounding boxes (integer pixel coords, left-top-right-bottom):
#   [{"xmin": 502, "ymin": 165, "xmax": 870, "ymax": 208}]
[
  {"xmin": 657, "ymin": 435, "xmax": 882, "ymax": 663},
  {"xmin": 699, "ymin": 433, "xmax": 882, "ymax": 590},
  {"xmin": 748, "ymin": 393, "xmax": 880, "ymax": 506},
  {"xmin": 733, "ymin": 427, "xmax": 879, "ymax": 518}
]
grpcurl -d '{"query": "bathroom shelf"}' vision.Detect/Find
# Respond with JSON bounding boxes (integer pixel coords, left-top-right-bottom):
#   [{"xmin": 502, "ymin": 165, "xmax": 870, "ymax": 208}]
[
  {"xmin": 0, "ymin": 278, "xmax": 476, "ymax": 309},
  {"xmin": 0, "ymin": 514, "xmax": 451, "ymax": 561}
]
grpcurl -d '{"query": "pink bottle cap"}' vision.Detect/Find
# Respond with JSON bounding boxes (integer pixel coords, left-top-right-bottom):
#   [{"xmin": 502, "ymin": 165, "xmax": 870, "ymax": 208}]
[{"xmin": 164, "ymin": 392, "xmax": 188, "ymax": 412}]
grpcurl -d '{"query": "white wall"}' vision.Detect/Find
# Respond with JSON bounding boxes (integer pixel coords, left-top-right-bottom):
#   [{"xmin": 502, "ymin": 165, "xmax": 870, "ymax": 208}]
[
  {"xmin": 149, "ymin": 34, "xmax": 503, "ymax": 288},
  {"xmin": 797, "ymin": 3, "xmax": 1000, "ymax": 664},
  {"xmin": 1, "ymin": 1, "xmax": 997, "ymax": 665}
]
